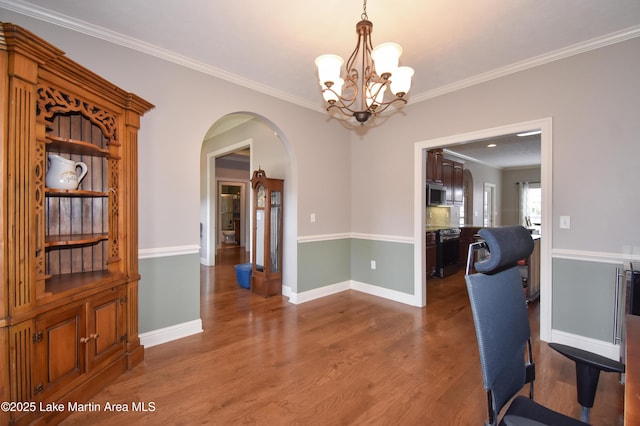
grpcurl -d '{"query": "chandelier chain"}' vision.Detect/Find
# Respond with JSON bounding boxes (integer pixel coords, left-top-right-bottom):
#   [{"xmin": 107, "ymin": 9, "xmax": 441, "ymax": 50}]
[{"xmin": 361, "ymin": 0, "xmax": 368, "ymax": 21}]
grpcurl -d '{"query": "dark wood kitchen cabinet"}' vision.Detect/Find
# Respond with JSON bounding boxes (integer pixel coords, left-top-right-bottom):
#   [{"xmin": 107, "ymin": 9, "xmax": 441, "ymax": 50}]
[
  {"xmin": 0, "ymin": 23, "xmax": 153, "ymax": 425},
  {"xmin": 426, "ymin": 231, "xmax": 437, "ymax": 276},
  {"xmin": 442, "ymin": 158, "xmax": 464, "ymax": 205},
  {"xmin": 426, "ymin": 149, "xmax": 443, "ymax": 183}
]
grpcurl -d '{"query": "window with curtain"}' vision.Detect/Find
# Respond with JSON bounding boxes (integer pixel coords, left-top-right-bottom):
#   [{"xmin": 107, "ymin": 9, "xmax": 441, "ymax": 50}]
[{"xmin": 517, "ymin": 181, "xmax": 541, "ymax": 233}]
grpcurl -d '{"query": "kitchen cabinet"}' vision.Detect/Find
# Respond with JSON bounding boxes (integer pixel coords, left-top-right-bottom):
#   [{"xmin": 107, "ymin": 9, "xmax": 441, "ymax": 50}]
[
  {"xmin": 0, "ymin": 23, "xmax": 153, "ymax": 424},
  {"xmin": 442, "ymin": 158, "xmax": 464, "ymax": 205},
  {"xmin": 426, "ymin": 149, "xmax": 463, "ymax": 205},
  {"xmin": 442, "ymin": 159, "xmax": 453, "ymax": 203},
  {"xmin": 426, "ymin": 149, "xmax": 443, "ymax": 183},
  {"xmin": 426, "ymin": 231, "xmax": 437, "ymax": 276}
]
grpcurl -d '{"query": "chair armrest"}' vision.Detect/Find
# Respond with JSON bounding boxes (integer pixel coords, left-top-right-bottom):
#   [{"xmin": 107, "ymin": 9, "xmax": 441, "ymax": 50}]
[{"xmin": 549, "ymin": 343, "xmax": 625, "ymax": 373}]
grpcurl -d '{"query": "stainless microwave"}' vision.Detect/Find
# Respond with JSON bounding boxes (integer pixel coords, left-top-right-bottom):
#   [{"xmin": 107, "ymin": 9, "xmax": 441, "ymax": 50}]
[{"xmin": 426, "ymin": 184, "xmax": 446, "ymax": 206}]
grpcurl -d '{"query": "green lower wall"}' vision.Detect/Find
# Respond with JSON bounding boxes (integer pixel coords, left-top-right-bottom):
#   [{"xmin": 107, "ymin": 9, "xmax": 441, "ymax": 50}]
[
  {"xmin": 140, "ymin": 239, "xmax": 414, "ymax": 334},
  {"xmin": 350, "ymin": 239, "xmax": 414, "ymax": 294},
  {"xmin": 138, "ymin": 253, "xmax": 201, "ymax": 333},
  {"xmin": 297, "ymin": 238, "xmax": 350, "ymax": 292},
  {"xmin": 552, "ymin": 258, "xmax": 622, "ymax": 342},
  {"xmin": 297, "ymin": 238, "xmax": 414, "ymax": 295}
]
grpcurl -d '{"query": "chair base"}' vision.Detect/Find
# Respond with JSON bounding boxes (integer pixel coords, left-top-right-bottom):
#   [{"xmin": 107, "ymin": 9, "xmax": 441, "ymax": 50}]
[{"xmin": 501, "ymin": 396, "xmax": 588, "ymax": 426}]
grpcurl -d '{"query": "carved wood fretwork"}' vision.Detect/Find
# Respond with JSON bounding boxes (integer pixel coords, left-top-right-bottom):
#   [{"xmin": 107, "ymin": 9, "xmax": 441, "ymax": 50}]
[
  {"xmin": 1, "ymin": 23, "xmax": 153, "ymax": 424},
  {"xmin": 34, "ymin": 139, "xmax": 46, "ymax": 280},
  {"xmin": 36, "ymin": 84, "xmax": 118, "ymax": 141},
  {"xmin": 107, "ymin": 159, "xmax": 120, "ymax": 264}
]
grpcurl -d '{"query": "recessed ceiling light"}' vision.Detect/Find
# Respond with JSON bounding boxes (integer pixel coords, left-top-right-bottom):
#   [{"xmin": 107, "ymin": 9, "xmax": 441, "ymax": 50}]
[
  {"xmin": 517, "ymin": 130, "xmax": 542, "ymax": 137},
  {"xmin": 487, "ymin": 143, "xmax": 497, "ymax": 148}
]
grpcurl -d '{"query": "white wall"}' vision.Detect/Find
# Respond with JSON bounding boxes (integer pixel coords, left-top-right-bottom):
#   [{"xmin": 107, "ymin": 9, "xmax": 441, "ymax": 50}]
[
  {"xmin": 462, "ymin": 160, "xmax": 503, "ymax": 227},
  {"xmin": 350, "ymin": 37, "xmax": 640, "ymax": 256},
  {"xmin": 1, "ymin": 11, "xmax": 352, "ymax": 253}
]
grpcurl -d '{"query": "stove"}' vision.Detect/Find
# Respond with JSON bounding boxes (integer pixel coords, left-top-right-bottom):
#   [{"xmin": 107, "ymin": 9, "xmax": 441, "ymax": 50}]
[{"xmin": 435, "ymin": 228, "xmax": 461, "ymax": 277}]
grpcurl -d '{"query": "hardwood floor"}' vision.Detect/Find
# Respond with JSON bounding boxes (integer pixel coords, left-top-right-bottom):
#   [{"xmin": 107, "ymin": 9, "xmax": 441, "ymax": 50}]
[{"xmin": 62, "ymin": 247, "xmax": 624, "ymax": 425}]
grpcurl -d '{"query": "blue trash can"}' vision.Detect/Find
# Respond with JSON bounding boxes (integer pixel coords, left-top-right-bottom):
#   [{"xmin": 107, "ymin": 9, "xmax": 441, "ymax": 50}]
[{"xmin": 234, "ymin": 263, "xmax": 252, "ymax": 289}]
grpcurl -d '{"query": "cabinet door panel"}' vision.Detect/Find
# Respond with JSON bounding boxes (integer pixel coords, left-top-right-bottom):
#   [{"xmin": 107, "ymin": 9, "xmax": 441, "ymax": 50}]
[
  {"xmin": 35, "ymin": 305, "xmax": 85, "ymax": 397},
  {"xmin": 87, "ymin": 289, "xmax": 126, "ymax": 369}
]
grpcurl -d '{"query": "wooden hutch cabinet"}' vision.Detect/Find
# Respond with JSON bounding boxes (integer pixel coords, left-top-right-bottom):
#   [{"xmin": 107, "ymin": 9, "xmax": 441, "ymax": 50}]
[
  {"xmin": 0, "ymin": 23, "xmax": 153, "ymax": 424},
  {"xmin": 250, "ymin": 169, "xmax": 284, "ymax": 297}
]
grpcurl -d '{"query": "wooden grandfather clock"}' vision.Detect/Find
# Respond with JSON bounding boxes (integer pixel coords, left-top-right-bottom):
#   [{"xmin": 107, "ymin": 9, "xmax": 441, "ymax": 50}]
[{"xmin": 251, "ymin": 169, "xmax": 284, "ymax": 297}]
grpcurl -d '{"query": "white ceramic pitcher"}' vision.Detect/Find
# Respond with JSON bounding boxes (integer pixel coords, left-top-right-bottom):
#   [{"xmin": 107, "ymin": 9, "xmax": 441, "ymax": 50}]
[{"xmin": 46, "ymin": 154, "xmax": 88, "ymax": 190}]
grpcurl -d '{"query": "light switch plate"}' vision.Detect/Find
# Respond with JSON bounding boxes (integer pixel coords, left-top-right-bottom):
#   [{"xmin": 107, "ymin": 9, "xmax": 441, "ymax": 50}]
[{"xmin": 560, "ymin": 216, "xmax": 570, "ymax": 229}]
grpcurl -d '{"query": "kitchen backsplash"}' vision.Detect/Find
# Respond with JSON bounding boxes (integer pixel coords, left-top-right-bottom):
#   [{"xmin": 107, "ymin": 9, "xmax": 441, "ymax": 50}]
[{"xmin": 426, "ymin": 206, "xmax": 461, "ymax": 227}]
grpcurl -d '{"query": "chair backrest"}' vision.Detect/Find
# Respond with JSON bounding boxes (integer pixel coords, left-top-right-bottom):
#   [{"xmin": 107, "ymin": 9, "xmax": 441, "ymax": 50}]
[{"xmin": 465, "ymin": 226, "xmax": 535, "ymax": 423}]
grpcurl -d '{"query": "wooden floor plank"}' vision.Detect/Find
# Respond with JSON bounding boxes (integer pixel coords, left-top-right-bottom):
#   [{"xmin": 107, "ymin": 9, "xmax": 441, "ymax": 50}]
[{"xmin": 61, "ymin": 247, "xmax": 624, "ymax": 425}]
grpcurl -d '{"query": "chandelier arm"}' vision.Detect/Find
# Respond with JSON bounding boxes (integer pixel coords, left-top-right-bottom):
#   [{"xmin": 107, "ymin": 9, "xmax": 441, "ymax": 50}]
[
  {"xmin": 315, "ymin": 0, "xmax": 412, "ymax": 125},
  {"xmin": 370, "ymin": 97, "xmax": 407, "ymax": 114},
  {"xmin": 322, "ymin": 89, "xmax": 360, "ymax": 115},
  {"xmin": 322, "ymin": 77, "xmax": 360, "ymax": 111},
  {"xmin": 345, "ymin": 31, "xmax": 361, "ymax": 73},
  {"xmin": 327, "ymin": 104, "xmax": 359, "ymax": 118}
]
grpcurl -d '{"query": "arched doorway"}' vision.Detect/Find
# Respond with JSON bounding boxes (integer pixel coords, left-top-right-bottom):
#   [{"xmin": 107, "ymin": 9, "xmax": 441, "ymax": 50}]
[{"xmin": 199, "ymin": 112, "xmax": 297, "ymax": 295}]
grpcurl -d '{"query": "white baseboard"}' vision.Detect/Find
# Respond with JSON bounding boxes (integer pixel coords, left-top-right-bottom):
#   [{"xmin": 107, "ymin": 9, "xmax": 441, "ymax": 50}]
[
  {"xmin": 139, "ymin": 319, "xmax": 203, "ymax": 348},
  {"xmin": 284, "ymin": 281, "xmax": 351, "ymax": 304},
  {"xmin": 550, "ymin": 328, "xmax": 621, "ymax": 360},
  {"xmin": 350, "ymin": 280, "xmax": 419, "ymax": 306},
  {"xmin": 284, "ymin": 280, "xmax": 418, "ymax": 307}
]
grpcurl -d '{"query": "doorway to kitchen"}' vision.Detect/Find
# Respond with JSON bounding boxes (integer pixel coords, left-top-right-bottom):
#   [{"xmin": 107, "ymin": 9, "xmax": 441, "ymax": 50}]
[{"xmin": 413, "ymin": 118, "xmax": 552, "ymax": 341}]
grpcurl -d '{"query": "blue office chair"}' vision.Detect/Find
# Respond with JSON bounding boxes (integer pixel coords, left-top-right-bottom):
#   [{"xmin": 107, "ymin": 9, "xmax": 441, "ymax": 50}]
[{"xmin": 465, "ymin": 226, "xmax": 622, "ymax": 426}]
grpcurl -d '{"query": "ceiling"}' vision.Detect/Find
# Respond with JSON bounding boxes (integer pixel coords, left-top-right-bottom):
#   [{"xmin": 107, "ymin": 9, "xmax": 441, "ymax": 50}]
[
  {"xmin": 2, "ymin": 0, "xmax": 640, "ymax": 113},
  {"xmin": 2, "ymin": 1, "xmax": 637, "ymax": 168},
  {"xmin": 445, "ymin": 132, "xmax": 541, "ymax": 169}
]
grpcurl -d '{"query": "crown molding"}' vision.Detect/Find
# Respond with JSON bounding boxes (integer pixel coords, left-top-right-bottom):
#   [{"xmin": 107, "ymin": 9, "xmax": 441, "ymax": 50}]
[
  {"xmin": 2, "ymin": 0, "xmax": 639, "ymax": 113},
  {"xmin": 0, "ymin": 0, "xmax": 322, "ymax": 112},
  {"xmin": 410, "ymin": 24, "xmax": 640, "ymax": 104}
]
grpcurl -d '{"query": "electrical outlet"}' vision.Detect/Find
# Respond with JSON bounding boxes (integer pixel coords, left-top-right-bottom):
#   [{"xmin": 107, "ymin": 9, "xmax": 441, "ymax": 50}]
[
  {"xmin": 310, "ymin": 213, "xmax": 316, "ymax": 223},
  {"xmin": 370, "ymin": 260, "xmax": 376, "ymax": 270}
]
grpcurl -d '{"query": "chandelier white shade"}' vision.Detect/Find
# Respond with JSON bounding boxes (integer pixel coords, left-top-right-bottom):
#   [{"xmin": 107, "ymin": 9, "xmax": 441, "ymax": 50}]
[
  {"xmin": 314, "ymin": 54, "xmax": 344, "ymax": 85},
  {"xmin": 314, "ymin": 1, "xmax": 413, "ymax": 125},
  {"xmin": 371, "ymin": 42, "xmax": 402, "ymax": 77}
]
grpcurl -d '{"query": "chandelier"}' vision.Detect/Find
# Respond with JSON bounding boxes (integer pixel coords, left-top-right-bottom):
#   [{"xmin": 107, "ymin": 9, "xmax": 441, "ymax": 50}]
[{"xmin": 314, "ymin": 0, "xmax": 414, "ymax": 125}]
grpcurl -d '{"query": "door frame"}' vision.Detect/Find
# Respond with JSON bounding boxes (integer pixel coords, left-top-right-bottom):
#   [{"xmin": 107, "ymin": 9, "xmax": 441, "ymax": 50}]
[
  {"xmin": 202, "ymin": 139, "xmax": 252, "ymax": 266},
  {"xmin": 413, "ymin": 117, "xmax": 552, "ymax": 341},
  {"xmin": 217, "ymin": 180, "xmax": 248, "ymax": 248},
  {"xmin": 483, "ymin": 182, "xmax": 497, "ymax": 227}
]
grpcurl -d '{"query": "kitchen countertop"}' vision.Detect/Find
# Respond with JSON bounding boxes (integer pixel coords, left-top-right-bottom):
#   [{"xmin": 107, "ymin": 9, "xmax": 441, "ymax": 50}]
[
  {"xmin": 426, "ymin": 225, "xmax": 541, "ymax": 240},
  {"xmin": 425, "ymin": 226, "xmax": 451, "ymax": 232}
]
